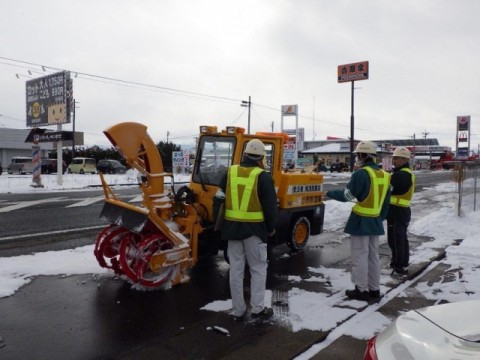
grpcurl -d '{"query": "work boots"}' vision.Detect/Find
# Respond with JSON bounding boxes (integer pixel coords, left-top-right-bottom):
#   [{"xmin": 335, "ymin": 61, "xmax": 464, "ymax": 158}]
[
  {"xmin": 345, "ymin": 287, "xmax": 370, "ymax": 301},
  {"xmin": 251, "ymin": 307, "xmax": 274, "ymax": 320}
]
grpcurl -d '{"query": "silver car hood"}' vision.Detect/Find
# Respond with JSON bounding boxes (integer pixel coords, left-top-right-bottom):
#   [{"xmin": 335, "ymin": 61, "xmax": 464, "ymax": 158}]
[
  {"xmin": 376, "ymin": 300, "xmax": 480, "ymax": 360},
  {"xmin": 416, "ymin": 300, "xmax": 480, "ymax": 341}
]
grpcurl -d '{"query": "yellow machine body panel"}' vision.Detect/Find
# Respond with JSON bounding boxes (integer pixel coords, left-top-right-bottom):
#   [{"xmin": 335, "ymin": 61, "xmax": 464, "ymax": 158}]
[{"xmin": 277, "ymin": 173, "xmax": 324, "ymax": 209}]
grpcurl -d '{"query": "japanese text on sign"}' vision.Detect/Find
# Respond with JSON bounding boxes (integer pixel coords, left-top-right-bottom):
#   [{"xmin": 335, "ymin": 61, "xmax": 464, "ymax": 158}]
[
  {"xmin": 337, "ymin": 61, "xmax": 369, "ymax": 83},
  {"xmin": 26, "ymin": 71, "xmax": 72, "ymax": 127},
  {"xmin": 172, "ymin": 151, "xmax": 185, "ymax": 166}
]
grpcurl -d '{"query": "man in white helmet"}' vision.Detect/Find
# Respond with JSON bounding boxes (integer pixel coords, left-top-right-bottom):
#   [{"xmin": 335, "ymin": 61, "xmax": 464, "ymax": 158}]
[
  {"xmin": 387, "ymin": 147, "xmax": 414, "ymax": 277},
  {"xmin": 325, "ymin": 141, "xmax": 390, "ymax": 302},
  {"xmin": 218, "ymin": 139, "xmax": 278, "ymax": 321}
]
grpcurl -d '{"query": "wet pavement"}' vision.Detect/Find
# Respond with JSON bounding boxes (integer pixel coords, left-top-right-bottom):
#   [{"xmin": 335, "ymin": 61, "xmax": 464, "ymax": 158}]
[{"xmin": 0, "ymin": 228, "xmax": 454, "ymax": 360}]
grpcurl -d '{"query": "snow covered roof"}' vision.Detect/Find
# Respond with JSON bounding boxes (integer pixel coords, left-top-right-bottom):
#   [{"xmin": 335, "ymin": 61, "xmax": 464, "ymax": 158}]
[{"xmin": 302, "ymin": 143, "xmax": 347, "ymax": 154}]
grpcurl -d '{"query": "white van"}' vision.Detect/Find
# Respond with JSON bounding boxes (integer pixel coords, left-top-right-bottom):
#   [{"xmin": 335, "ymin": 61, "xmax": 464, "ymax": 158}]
[
  {"xmin": 7, "ymin": 157, "xmax": 35, "ymax": 174},
  {"xmin": 67, "ymin": 157, "xmax": 97, "ymax": 174}
]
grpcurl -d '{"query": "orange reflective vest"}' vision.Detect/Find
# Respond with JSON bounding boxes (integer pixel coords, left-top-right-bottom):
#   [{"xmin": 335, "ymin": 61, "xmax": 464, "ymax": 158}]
[
  {"xmin": 353, "ymin": 167, "xmax": 390, "ymax": 217},
  {"xmin": 390, "ymin": 167, "xmax": 415, "ymax": 207},
  {"xmin": 224, "ymin": 165, "xmax": 264, "ymax": 222}
]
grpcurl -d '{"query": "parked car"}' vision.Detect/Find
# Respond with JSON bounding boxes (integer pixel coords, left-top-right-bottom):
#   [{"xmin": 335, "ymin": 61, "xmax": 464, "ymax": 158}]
[
  {"xmin": 67, "ymin": 157, "xmax": 97, "ymax": 174},
  {"xmin": 330, "ymin": 162, "xmax": 349, "ymax": 172},
  {"xmin": 41, "ymin": 158, "xmax": 67, "ymax": 174},
  {"xmin": 7, "ymin": 157, "xmax": 35, "ymax": 174},
  {"xmin": 364, "ymin": 300, "xmax": 480, "ymax": 360},
  {"xmin": 96, "ymin": 159, "xmax": 126, "ymax": 174}
]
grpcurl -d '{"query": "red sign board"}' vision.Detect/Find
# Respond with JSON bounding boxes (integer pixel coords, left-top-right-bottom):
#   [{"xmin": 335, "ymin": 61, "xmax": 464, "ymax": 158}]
[{"xmin": 337, "ymin": 61, "xmax": 369, "ymax": 83}]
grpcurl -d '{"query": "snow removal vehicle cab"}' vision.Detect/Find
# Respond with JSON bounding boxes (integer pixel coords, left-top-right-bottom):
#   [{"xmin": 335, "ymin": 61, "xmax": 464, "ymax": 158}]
[{"xmin": 94, "ymin": 122, "xmax": 325, "ymax": 288}]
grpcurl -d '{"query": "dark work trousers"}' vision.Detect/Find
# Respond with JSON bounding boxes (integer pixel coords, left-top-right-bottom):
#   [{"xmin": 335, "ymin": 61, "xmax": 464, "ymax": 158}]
[{"xmin": 387, "ymin": 219, "xmax": 410, "ymax": 270}]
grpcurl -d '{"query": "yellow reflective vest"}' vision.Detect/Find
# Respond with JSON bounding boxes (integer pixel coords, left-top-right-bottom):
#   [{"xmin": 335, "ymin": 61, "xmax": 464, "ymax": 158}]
[
  {"xmin": 390, "ymin": 167, "xmax": 415, "ymax": 207},
  {"xmin": 353, "ymin": 167, "xmax": 390, "ymax": 217},
  {"xmin": 224, "ymin": 165, "xmax": 264, "ymax": 222}
]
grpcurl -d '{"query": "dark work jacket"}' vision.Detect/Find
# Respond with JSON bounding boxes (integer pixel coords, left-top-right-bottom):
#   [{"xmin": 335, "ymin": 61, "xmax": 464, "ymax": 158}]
[
  {"xmin": 387, "ymin": 162, "xmax": 413, "ymax": 224},
  {"xmin": 326, "ymin": 161, "xmax": 390, "ymax": 236},
  {"xmin": 219, "ymin": 157, "xmax": 278, "ymax": 242}
]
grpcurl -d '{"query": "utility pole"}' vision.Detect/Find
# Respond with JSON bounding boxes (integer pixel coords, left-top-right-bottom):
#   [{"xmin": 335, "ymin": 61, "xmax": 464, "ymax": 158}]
[
  {"xmin": 241, "ymin": 96, "xmax": 251, "ymax": 134},
  {"xmin": 72, "ymin": 99, "xmax": 79, "ymax": 158},
  {"xmin": 412, "ymin": 133, "xmax": 416, "ymax": 169},
  {"xmin": 312, "ymin": 96, "xmax": 316, "ymax": 140},
  {"xmin": 423, "ymin": 130, "xmax": 431, "ymax": 169},
  {"xmin": 167, "ymin": 131, "xmax": 170, "ymax": 143}
]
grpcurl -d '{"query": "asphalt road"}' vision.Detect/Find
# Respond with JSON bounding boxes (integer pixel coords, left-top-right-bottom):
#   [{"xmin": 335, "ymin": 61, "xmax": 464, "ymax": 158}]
[
  {"xmin": 0, "ymin": 170, "xmax": 452, "ymax": 249},
  {"xmin": 0, "ymin": 170, "xmax": 458, "ymax": 359}
]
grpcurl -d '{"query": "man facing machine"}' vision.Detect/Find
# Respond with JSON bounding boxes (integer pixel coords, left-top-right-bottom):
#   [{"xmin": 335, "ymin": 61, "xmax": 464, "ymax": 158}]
[{"xmin": 218, "ymin": 139, "xmax": 278, "ymax": 321}]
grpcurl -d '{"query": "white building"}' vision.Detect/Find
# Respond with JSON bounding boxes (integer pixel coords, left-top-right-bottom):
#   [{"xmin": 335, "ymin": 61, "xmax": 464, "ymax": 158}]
[{"xmin": 0, "ymin": 128, "xmax": 53, "ymax": 171}]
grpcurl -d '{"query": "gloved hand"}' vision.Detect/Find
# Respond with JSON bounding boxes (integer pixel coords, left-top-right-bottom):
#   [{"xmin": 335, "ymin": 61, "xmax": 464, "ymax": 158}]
[{"xmin": 268, "ymin": 229, "xmax": 276, "ymax": 242}]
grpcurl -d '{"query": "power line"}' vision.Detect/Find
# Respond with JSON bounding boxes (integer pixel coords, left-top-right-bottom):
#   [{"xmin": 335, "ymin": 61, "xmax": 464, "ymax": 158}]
[
  {"xmin": 0, "ymin": 56, "xmax": 243, "ymax": 104},
  {"xmin": 1, "ymin": 56, "xmax": 474, "ymax": 144}
]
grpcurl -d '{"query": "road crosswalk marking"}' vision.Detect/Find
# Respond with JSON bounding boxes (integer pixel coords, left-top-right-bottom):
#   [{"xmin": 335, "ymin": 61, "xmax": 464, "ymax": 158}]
[
  {"xmin": 0, "ymin": 197, "xmax": 66, "ymax": 213},
  {"xmin": 0, "ymin": 195, "xmax": 141, "ymax": 212},
  {"xmin": 66, "ymin": 196, "xmax": 105, "ymax": 208}
]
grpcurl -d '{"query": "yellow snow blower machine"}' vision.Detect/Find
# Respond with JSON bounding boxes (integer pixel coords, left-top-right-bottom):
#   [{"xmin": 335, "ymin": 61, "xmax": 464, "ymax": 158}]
[{"xmin": 94, "ymin": 122, "xmax": 325, "ymax": 288}]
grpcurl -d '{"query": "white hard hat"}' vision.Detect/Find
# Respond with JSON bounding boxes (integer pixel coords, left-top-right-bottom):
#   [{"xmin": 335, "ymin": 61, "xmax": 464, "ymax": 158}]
[
  {"xmin": 245, "ymin": 139, "xmax": 265, "ymax": 156},
  {"xmin": 354, "ymin": 141, "xmax": 377, "ymax": 156},
  {"xmin": 393, "ymin": 146, "xmax": 411, "ymax": 159}
]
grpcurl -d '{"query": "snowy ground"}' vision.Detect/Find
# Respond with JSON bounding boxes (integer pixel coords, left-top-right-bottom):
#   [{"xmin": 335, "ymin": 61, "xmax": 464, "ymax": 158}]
[{"xmin": 1, "ymin": 170, "xmax": 479, "ymax": 355}]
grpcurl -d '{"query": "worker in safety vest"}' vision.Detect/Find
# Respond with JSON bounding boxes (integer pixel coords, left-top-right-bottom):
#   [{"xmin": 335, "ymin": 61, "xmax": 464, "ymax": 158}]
[
  {"xmin": 387, "ymin": 147, "xmax": 414, "ymax": 277},
  {"xmin": 218, "ymin": 139, "xmax": 278, "ymax": 322},
  {"xmin": 326, "ymin": 141, "xmax": 390, "ymax": 302}
]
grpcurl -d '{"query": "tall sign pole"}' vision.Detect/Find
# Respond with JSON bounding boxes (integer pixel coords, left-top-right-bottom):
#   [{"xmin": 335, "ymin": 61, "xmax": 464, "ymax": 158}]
[
  {"xmin": 350, "ymin": 80, "xmax": 355, "ymax": 172},
  {"xmin": 26, "ymin": 70, "xmax": 73, "ymax": 185},
  {"xmin": 338, "ymin": 61, "xmax": 369, "ymax": 171},
  {"xmin": 281, "ymin": 105, "xmax": 299, "ymax": 166},
  {"xmin": 456, "ymin": 115, "xmax": 471, "ymax": 160}
]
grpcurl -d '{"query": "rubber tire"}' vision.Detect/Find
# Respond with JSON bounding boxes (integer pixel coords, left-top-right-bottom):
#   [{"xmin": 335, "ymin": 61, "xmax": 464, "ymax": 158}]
[{"xmin": 287, "ymin": 216, "xmax": 310, "ymax": 251}]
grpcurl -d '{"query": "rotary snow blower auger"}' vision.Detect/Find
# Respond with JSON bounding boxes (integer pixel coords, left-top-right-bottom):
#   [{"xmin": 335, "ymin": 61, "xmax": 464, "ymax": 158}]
[{"xmin": 94, "ymin": 122, "xmax": 203, "ymax": 289}]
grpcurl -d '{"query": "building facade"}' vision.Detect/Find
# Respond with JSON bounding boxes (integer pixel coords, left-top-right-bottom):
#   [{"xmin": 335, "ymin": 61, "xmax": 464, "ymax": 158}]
[
  {"xmin": 0, "ymin": 128, "xmax": 53, "ymax": 171},
  {"xmin": 301, "ymin": 138, "xmax": 449, "ymax": 171}
]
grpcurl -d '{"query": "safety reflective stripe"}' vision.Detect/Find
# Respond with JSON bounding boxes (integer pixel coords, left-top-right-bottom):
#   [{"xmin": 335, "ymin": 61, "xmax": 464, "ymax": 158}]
[
  {"xmin": 391, "ymin": 168, "xmax": 415, "ymax": 207},
  {"xmin": 353, "ymin": 167, "xmax": 390, "ymax": 217},
  {"xmin": 225, "ymin": 165, "xmax": 264, "ymax": 221}
]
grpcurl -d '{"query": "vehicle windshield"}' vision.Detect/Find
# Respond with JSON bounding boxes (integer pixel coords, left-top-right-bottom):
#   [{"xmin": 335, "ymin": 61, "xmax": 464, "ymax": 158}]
[
  {"xmin": 192, "ymin": 135, "xmax": 236, "ymax": 187},
  {"xmin": 192, "ymin": 136, "xmax": 275, "ymax": 187}
]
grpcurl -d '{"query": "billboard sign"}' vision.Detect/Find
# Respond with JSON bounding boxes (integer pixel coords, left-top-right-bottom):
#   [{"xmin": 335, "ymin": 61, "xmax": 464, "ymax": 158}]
[
  {"xmin": 456, "ymin": 116, "xmax": 471, "ymax": 160},
  {"xmin": 26, "ymin": 71, "xmax": 72, "ymax": 127},
  {"xmin": 337, "ymin": 61, "xmax": 369, "ymax": 83},
  {"xmin": 172, "ymin": 151, "xmax": 185, "ymax": 167},
  {"xmin": 281, "ymin": 105, "xmax": 298, "ymax": 116}
]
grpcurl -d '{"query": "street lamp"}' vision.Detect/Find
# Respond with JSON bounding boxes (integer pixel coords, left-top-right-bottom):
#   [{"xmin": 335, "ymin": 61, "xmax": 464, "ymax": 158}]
[{"xmin": 241, "ymin": 96, "xmax": 251, "ymax": 134}]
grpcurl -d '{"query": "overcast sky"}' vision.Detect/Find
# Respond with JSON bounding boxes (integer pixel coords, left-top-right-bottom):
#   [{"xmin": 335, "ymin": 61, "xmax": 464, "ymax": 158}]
[{"xmin": 1, "ymin": 0, "xmax": 479, "ymax": 150}]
